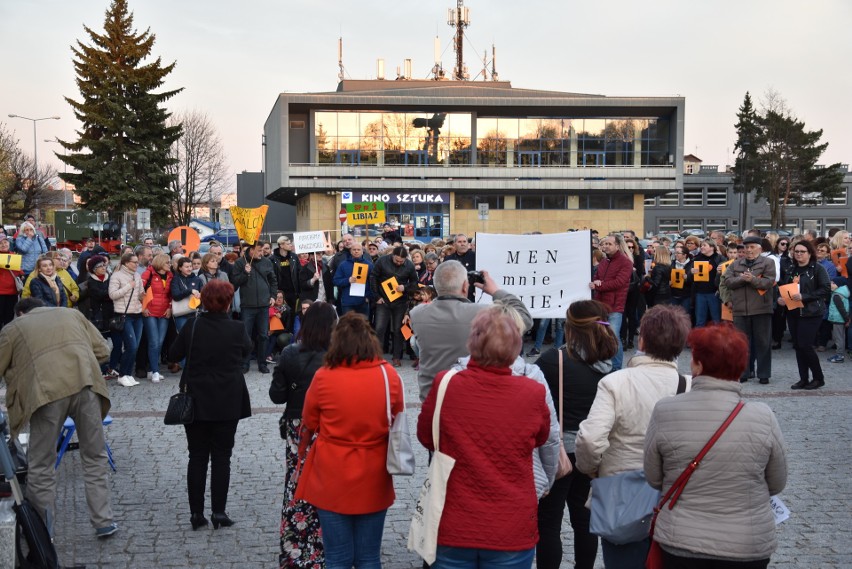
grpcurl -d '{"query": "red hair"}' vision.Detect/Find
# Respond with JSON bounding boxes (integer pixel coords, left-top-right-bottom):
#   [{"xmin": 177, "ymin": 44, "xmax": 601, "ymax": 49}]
[
  {"xmin": 687, "ymin": 323, "xmax": 748, "ymax": 380},
  {"xmin": 200, "ymin": 279, "xmax": 234, "ymax": 313},
  {"xmin": 467, "ymin": 307, "xmax": 521, "ymax": 368}
]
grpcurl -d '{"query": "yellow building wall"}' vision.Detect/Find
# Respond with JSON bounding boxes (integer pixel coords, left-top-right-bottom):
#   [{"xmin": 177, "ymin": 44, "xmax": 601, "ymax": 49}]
[{"xmin": 296, "ymin": 194, "xmax": 646, "ymax": 239}]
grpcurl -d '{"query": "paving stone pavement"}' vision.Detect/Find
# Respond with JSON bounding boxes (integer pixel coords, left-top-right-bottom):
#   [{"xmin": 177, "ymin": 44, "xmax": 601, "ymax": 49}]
[{"xmin": 35, "ymin": 342, "xmax": 852, "ymax": 568}]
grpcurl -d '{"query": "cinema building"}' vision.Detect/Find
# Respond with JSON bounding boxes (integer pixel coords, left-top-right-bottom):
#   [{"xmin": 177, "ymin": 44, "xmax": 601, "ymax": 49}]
[{"xmin": 264, "ymin": 79, "xmax": 685, "ymax": 240}]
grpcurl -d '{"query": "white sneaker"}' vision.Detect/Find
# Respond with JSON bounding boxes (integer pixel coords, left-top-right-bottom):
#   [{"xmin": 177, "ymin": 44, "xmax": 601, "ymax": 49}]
[
  {"xmin": 117, "ymin": 375, "xmax": 137, "ymax": 387},
  {"xmin": 151, "ymin": 372, "xmax": 162, "ymax": 383}
]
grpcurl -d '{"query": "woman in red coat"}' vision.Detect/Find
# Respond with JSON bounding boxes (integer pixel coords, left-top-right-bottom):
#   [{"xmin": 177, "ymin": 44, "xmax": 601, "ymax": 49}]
[
  {"xmin": 295, "ymin": 312, "xmax": 404, "ymax": 569},
  {"xmin": 417, "ymin": 306, "xmax": 554, "ymax": 569},
  {"xmin": 141, "ymin": 253, "xmax": 173, "ymax": 383}
]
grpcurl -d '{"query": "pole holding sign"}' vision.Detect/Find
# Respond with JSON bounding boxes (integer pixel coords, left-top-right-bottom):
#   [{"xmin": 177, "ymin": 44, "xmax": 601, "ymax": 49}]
[{"xmin": 231, "ymin": 205, "xmax": 269, "ymax": 245}]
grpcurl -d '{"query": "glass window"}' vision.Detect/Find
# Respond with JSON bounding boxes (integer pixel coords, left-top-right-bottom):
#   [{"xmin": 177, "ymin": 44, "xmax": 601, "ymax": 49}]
[
  {"xmin": 682, "ymin": 188, "xmax": 703, "ymax": 206},
  {"xmin": 658, "ymin": 192, "xmax": 679, "ymax": 206},
  {"xmin": 542, "ymin": 194, "xmax": 567, "ymax": 209},
  {"xmin": 825, "ymin": 218, "xmax": 848, "ymax": 230},
  {"xmin": 825, "ymin": 187, "xmax": 848, "ymax": 205},
  {"xmin": 612, "ymin": 195, "xmax": 634, "ymax": 209},
  {"xmin": 705, "ymin": 187, "xmax": 728, "ymax": 206},
  {"xmin": 454, "ymin": 195, "xmax": 505, "ymax": 209},
  {"xmin": 705, "ymin": 219, "xmax": 728, "ymax": 232},
  {"xmin": 644, "ymin": 195, "xmax": 656, "ymax": 206},
  {"xmin": 659, "ymin": 219, "xmax": 680, "ymax": 233},
  {"xmin": 682, "ymin": 219, "xmax": 703, "ymax": 231}
]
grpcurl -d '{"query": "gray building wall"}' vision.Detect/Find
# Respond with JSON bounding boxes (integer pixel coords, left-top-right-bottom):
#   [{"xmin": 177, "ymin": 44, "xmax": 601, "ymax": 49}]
[{"xmin": 236, "ymin": 171, "xmax": 296, "ymax": 234}]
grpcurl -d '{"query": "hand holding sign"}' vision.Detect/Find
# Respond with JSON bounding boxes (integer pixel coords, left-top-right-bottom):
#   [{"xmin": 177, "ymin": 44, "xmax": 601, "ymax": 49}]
[
  {"xmin": 693, "ymin": 261, "xmax": 711, "ymax": 282},
  {"xmin": 0, "ymin": 254, "xmax": 23, "ymax": 272},
  {"xmin": 670, "ymin": 268, "xmax": 685, "ymax": 289},
  {"xmin": 231, "ymin": 206, "xmax": 268, "ymax": 245},
  {"xmin": 382, "ymin": 277, "xmax": 404, "ymax": 302},
  {"xmin": 778, "ymin": 283, "xmax": 804, "ymax": 309}
]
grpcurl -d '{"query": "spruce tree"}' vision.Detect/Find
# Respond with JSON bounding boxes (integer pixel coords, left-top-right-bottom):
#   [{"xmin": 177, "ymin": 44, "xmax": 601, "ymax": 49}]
[
  {"xmin": 59, "ymin": 0, "xmax": 182, "ymax": 223},
  {"xmin": 732, "ymin": 92, "xmax": 763, "ymax": 227}
]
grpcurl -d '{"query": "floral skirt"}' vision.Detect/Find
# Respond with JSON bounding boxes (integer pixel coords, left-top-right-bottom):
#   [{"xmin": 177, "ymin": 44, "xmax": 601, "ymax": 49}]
[{"xmin": 280, "ymin": 418, "xmax": 324, "ymax": 569}]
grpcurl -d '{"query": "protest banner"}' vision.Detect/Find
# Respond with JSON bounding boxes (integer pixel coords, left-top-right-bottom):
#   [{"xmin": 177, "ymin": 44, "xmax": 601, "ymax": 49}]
[
  {"xmin": 474, "ymin": 232, "xmax": 592, "ymax": 318},
  {"xmin": 346, "ymin": 202, "xmax": 386, "ymax": 225},
  {"xmin": 293, "ymin": 231, "xmax": 327, "ymax": 254},
  {"xmin": 230, "ymin": 205, "xmax": 268, "ymax": 245}
]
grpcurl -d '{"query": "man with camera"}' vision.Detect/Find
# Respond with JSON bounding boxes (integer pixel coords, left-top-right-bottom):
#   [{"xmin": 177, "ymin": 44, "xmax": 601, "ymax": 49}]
[
  {"xmin": 409, "ymin": 260, "xmax": 532, "ymax": 402},
  {"xmin": 369, "ymin": 246, "xmax": 419, "ymax": 367}
]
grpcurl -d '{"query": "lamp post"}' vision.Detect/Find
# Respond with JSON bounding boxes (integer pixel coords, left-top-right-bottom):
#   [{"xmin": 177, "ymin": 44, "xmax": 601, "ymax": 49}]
[
  {"xmin": 7, "ymin": 114, "xmax": 60, "ymax": 218},
  {"xmin": 44, "ymin": 138, "xmax": 69, "ymax": 209}
]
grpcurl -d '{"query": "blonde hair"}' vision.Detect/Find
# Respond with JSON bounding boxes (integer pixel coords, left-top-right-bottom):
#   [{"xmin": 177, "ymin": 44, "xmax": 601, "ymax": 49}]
[
  {"xmin": 653, "ymin": 246, "xmax": 671, "ymax": 265},
  {"xmin": 151, "ymin": 253, "xmax": 171, "ymax": 272}
]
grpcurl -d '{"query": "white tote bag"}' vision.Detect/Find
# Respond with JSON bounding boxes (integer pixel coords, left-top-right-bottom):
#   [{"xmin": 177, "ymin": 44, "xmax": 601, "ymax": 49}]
[{"xmin": 408, "ymin": 369, "xmax": 458, "ymax": 565}]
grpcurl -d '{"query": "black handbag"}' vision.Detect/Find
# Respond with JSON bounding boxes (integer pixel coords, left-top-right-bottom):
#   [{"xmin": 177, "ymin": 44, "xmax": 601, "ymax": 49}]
[
  {"xmin": 164, "ymin": 318, "xmax": 198, "ymax": 425},
  {"xmin": 109, "ymin": 282, "xmax": 134, "ymax": 332}
]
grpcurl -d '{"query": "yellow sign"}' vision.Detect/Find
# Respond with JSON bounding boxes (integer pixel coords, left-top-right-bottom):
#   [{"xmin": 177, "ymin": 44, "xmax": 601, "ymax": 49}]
[
  {"xmin": 231, "ymin": 205, "xmax": 269, "ymax": 245},
  {"xmin": 189, "ymin": 296, "xmax": 201, "ymax": 309},
  {"xmin": 353, "ymin": 262, "xmax": 369, "ymax": 284},
  {"xmin": 670, "ymin": 268, "xmax": 685, "ymax": 289},
  {"xmin": 718, "ymin": 259, "xmax": 734, "ymax": 275},
  {"xmin": 693, "ymin": 261, "xmax": 711, "ymax": 282},
  {"xmin": 346, "ymin": 202, "xmax": 386, "ymax": 225},
  {"xmin": 381, "ymin": 276, "xmax": 404, "ymax": 302},
  {"xmin": 0, "ymin": 254, "xmax": 22, "ymax": 272}
]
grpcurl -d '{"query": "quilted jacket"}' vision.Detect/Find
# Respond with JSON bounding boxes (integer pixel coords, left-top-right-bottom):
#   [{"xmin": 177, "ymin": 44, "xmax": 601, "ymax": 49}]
[{"xmin": 644, "ymin": 376, "xmax": 787, "ymax": 561}]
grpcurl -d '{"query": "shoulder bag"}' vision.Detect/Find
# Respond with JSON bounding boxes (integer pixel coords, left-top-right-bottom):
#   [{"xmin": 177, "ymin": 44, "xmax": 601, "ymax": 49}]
[
  {"xmin": 408, "ymin": 368, "xmax": 458, "ymax": 565},
  {"xmin": 164, "ymin": 318, "xmax": 199, "ymax": 425},
  {"xmin": 383, "ymin": 364, "xmax": 415, "ymax": 475},
  {"xmin": 108, "ymin": 282, "xmax": 134, "ymax": 332},
  {"xmin": 589, "ymin": 372, "xmax": 687, "ymax": 545},
  {"xmin": 646, "ymin": 400, "xmax": 745, "ymax": 569},
  {"xmin": 555, "ymin": 349, "xmax": 574, "ymax": 479},
  {"xmin": 171, "ymin": 277, "xmax": 196, "ymax": 317}
]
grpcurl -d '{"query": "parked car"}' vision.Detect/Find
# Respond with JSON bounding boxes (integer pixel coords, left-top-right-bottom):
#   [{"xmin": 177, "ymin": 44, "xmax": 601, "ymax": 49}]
[{"xmin": 200, "ymin": 228, "xmax": 239, "ymax": 245}]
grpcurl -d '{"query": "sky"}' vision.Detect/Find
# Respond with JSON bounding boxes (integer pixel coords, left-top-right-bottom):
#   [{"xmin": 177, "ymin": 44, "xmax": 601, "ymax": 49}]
[{"xmin": 2, "ymin": 0, "xmax": 850, "ymax": 193}]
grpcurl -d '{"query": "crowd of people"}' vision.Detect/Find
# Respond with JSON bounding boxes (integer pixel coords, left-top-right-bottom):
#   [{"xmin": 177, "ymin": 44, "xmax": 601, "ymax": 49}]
[{"xmin": 1, "ymin": 217, "xmax": 840, "ymax": 568}]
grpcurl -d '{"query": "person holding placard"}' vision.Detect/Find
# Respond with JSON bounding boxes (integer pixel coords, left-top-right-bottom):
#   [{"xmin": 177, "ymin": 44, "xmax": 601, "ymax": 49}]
[
  {"xmin": 778, "ymin": 240, "xmax": 832, "ymax": 390},
  {"xmin": 370, "ymin": 246, "xmax": 418, "ymax": 367},
  {"xmin": 669, "ymin": 244, "xmax": 693, "ymax": 317},
  {"xmin": 231, "ymin": 242, "xmax": 278, "ymax": 374},
  {"xmin": 333, "ymin": 242, "xmax": 372, "ymax": 318},
  {"xmin": 691, "ymin": 239, "xmax": 724, "ymax": 327}
]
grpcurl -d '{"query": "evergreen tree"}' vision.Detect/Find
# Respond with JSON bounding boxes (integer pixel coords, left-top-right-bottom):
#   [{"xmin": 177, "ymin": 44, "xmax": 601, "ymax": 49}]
[
  {"xmin": 732, "ymin": 92, "xmax": 764, "ymax": 227},
  {"xmin": 58, "ymin": 0, "xmax": 182, "ymax": 223}
]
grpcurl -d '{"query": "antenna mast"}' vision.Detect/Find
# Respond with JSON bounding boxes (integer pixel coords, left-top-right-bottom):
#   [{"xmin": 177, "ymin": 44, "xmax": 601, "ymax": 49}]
[
  {"xmin": 447, "ymin": 0, "xmax": 470, "ymax": 80},
  {"xmin": 338, "ymin": 37, "xmax": 345, "ymax": 82}
]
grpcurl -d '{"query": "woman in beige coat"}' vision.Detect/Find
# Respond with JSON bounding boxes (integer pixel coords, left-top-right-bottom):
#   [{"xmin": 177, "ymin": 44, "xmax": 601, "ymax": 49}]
[{"xmin": 644, "ymin": 324, "xmax": 787, "ymax": 568}]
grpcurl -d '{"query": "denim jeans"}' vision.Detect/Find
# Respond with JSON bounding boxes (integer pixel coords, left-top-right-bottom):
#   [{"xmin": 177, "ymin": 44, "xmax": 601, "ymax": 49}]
[
  {"xmin": 341, "ymin": 303, "xmax": 370, "ymax": 319},
  {"xmin": 316, "ymin": 508, "xmax": 387, "ymax": 569},
  {"xmin": 241, "ymin": 306, "xmax": 269, "ymax": 367},
  {"xmin": 694, "ymin": 293, "xmax": 721, "ymax": 327},
  {"xmin": 600, "ymin": 537, "xmax": 649, "ymax": 569},
  {"xmin": 144, "ymin": 316, "xmax": 169, "ymax": 373},
  {"xmin": 118, "ymin": 314, "xmax": 144, "ymax": 376},
  {"xmin": 669, "ymin": 296, "xmax": 691, "ymax": 318},
  {"xmin": 533, "ymin": 319, "xmax": 565, "ymax": 351},
  {"xmin": 174, "ymin": 314, "xmax": 194, "ymax": 334},
  {"xmin": 608, "ymin": 312, "xmax": 624, "ymax": 371},
  {"xmin": 435, "ymin": 545, "xmax": 535, "ymax": 569},
  {"xmin": 108, "ymin": 330, "xmax": 123, "ymax": 371}
]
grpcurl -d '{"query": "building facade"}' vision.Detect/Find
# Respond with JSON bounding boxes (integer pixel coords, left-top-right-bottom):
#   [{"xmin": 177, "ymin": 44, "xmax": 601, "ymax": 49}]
[
  {"xmin": 263, "ymin": 80, "xmax": 685, "ymax": 239},
  {"xmin": 644, "ymin": 161, "xmax": 851, "ymax": 237}
]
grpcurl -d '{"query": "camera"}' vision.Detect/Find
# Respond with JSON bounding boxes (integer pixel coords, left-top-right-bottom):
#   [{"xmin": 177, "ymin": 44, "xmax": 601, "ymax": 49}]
[{"xmin": 467, "ymin": 270, "xmax": 485, "ymax": 285}]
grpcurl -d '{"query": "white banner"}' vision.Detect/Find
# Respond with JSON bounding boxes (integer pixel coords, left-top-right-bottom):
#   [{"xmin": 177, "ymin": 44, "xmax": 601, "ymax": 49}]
[
  {"xmin": 474, "ymin": 232, "xmax": 593, "ymax": 318},
  {"xmin": 293, "ymin": 231, "xmax": 327, "ymax": 254}
]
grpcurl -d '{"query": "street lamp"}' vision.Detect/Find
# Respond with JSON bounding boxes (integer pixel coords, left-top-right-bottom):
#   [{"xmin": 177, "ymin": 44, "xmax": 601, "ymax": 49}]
[
  {"xmin": 45, "ymin": 138, "xmax": 69, "ymax": 209},
  {"xmin": 7, "ymin": 113, "xmax": 60, "ymax": 218}
]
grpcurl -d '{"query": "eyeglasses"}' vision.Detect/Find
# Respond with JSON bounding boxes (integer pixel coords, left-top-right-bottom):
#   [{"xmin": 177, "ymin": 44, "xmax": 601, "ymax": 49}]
[
  {"xmin": 778, "ymin": 242, "xmax": 788, "ymax": 247},
  {"xmin": 793, "ymin": 249, "xmax": 809, "ymax": 254},
  {"xmin": 627, "ymin": 246, "xmax": 634, "ymax": 250}
]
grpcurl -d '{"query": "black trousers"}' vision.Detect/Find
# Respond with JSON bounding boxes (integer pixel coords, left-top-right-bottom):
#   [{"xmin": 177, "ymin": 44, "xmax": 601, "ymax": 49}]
[
  {"xmin": 184, "ymin": 419, "xmax": 239, "ymax": 515},
  {"xmin": 0, "ymin": 294, "xmax": 17, "ymax": 329},
  {"xmin": 786, "ymin": 312, "xmax": 824, "ymax": 382},
  {"xmin": 661, "ymin": 548, "xmax": 769, "ymax": 569},
  {"xmin": 733, "ymin": 313, "xmax": 772, "ymax": 379},
  {"xmin": 536, "ymin": 453, "xmax": 598, "ymax": 569}
]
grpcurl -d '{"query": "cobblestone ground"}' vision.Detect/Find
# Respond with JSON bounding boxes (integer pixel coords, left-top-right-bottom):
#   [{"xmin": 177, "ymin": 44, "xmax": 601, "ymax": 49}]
[{"xmin": 36, "ymin": 342, "xmax": 852, "ymax": 568}]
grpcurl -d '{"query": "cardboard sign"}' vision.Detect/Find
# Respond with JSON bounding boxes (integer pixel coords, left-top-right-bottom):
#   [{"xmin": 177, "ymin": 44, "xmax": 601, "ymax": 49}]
[
  {"xmin": 721, "ymin": 302, "xmax": 733, "ymax": 321},
  {"xmin": 353, "ymin": 262, "xmax": 369, "ymax": 284},
  {"xmin": 346, "ymin": 202, "xmax": 386, "ymax": 225},
  {"xmin": 693, "ymin": 261, "xmax": 711, "ymax": 282},
  {"xmin": 381, "ymin": 276, "xmax": 403, "ymax": 302},
  {"xmin": 670, "ymin": 268, "xmax": 685, "ymax": 289},
  {"xmin": 231, "ymin": 205, "xmax": 268, "ymax": 245},
  {"xmin": 401, "ymin": 322, "xmax": 413, "ymax": 340},
  {"xmin": 167, "ymin": 226, "xmax": 201, "ymax": 254},
  {"xmin": 189, "ymin": 296, "xmax": 201, "ymax": 309},
  {"xmin": 269, "ymin": 314, "xmax": 284, "ymax": 331},
  {"xmin": 718, "ymin": 259, "xmax": 734, "ymax": 275},
  {"xmin": 141, "ymin": 287, "xmax": 154, "ymax": 310},
  {"xmin": 0, "ymin": 254, "xmax": 22, "ymax": 272},
  {"xmin": 778, "ymin": 283, "xmax": 804, "ymax": 309},
  {"xmin": 293, "ymin": 231, "xmax": 327, "ymax": 254}
]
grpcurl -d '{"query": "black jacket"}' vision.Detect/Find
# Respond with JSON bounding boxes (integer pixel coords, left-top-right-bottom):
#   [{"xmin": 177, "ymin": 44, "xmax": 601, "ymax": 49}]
[
  {"xmin": 269, "ymin": 344, "xmax": 327, "ymax": 419},
  {"xmin": 86, "ymin": 274, "xmax": 114, "ymax": 331},
  {"xmin": 646, "ymin": 263, "xmax": 672, "ymax": 306},
  {"xmin": 785, "ymin": 261, "xmax": 831, "ymax": 319},
  {"xmin": 298, "ymin": 259, "xmax": 334, "ymax": 302},
  {"xmin": 168, "ymin": 312, "xmax": 252, "ymax": 422},
  {"xmin": 691, "ymin": 252, "xmax": 723, "ymax": 295},
  {"xmin": 230, "ymin": 253, "xmax": 278, "ymax": 308},
  {"xmin": 272, "ymin": 249, "xmax": 300, "ymax": 297},
  {"xmin": 369, "ymin": 255, "xmax": 419, "ymax": 304},
  {"xmin": 536, "ymin": 346, "xmax": 609, "ymax": 432}
]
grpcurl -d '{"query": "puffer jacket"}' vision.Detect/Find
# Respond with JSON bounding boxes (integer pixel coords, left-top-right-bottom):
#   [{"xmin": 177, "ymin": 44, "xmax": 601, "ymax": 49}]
[
  {"xmin": 452, "ymin": 355, "xmax": 560, "ymax": 499},
  {"xmin": 575, "ymin": 354, "xmax": 691, "ymax": 478},
  {"xmin": 784, "ymin": 261, "xmax": 831, "ymax": 319},
  {"xmin": 827, "ymin": 285, "xmax": 850, "ymax": 324},
  {"xmin": 141, "ymin": 266, "xmax": 173, "ymax": 317},
  {"xmin": 108, "ymin": 265, "xmax": 144, "ymax": 315},
  {"xmin": 645, "ymin": 377, "xmax": 787, "ymax": 561},
  {"xmin": 723, "ymin": 255, "xmax": 776, "ymax": 316}
]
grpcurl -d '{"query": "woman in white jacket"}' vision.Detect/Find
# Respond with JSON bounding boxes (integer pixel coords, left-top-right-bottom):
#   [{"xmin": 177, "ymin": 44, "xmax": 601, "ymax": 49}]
[
  {"xmin": 575, "ymin": 304, "xmax": 692, "ymax": 569},
  {"xmin": 644, "ymin": 324, "xmax": 787, "ymax": 568}
]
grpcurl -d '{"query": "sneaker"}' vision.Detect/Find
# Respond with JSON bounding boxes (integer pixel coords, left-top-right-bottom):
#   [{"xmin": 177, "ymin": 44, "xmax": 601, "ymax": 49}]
[
  {"xmin": 117, "ymin": 376, "xmax": 138, "ymax": 387},
  {"xmin": 151, "ymin": 372, "xmax": 162, "ymax": 383},
  {"xmin": 828, "ymin": 354, "xmax": 845, "ymax": 363},
  {"xmin": 526, "ymin": 348, "xmax": 541, "ymax": 357},
  {"xmin": 105, "ymin": 368, "xmax": 119, "ymax": 379},
  {"xmin": 265, "ymin": 356, "xmax": 275, "ymax": 364},
  {"xmin": 96, "ymin": 522, "xmax": 118, "ymax": 538}
]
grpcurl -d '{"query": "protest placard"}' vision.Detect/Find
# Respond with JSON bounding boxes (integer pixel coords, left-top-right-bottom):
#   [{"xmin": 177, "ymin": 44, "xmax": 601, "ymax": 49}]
[
  {"xmin": 231, "ymin": 205, "xmax": 268, "ymax": 245},
  {"xmin": 293, "ymin": 231, "xmax": 327, "ymax": 254},
  {"xmin": 474, "ymin": 232, "xmax": 592, "ymax": 318}
]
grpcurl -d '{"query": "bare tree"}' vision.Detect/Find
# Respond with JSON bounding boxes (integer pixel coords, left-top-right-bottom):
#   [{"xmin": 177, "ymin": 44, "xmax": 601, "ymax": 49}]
[
  {"xmin": 0, "ymin": 123, "xmax": 55, "ymax": 224},
  {"xmin": 166, "ymin": 110, "xmax": 229, "ymax": 226}
]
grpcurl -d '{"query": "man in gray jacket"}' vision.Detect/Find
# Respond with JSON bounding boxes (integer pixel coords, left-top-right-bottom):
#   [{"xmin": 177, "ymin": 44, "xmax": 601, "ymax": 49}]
[
  {"xmin": 409, "ymin": 260, "xmax": 532, "ymax": 401},
  {"xmin": 720, "ymin": 235, "xmax": 776, "ymax": 383}
]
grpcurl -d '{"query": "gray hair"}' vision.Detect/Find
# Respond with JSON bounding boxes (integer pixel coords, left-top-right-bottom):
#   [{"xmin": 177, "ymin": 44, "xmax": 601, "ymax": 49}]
[
  {"xmin": 424, "ymin": 252, "xmax": 440, "ymax": 264},
  {"xmin": 167, "ymin": 239, "xmax": 182, "ymax": 253},
  {"xmin": 433, "ymin": 260, "xmax": 468, "ymax": 296}
]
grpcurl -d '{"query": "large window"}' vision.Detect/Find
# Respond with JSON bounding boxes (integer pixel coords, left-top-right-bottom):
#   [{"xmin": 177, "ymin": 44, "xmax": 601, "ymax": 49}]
[
  {"xmin": 682, "ymin": 188, "xmax": 703, "ymax": 206},
  {"xmin": 705, "ymin": 187, "xmax": 728, "ymax": 206},
  {"xmin": 454, "ymin": 195, "xmax": 505, "ymax": 209},
  {"xmin": 658, "ymin": 192, "xmax": 679, "ymax": 206}
]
